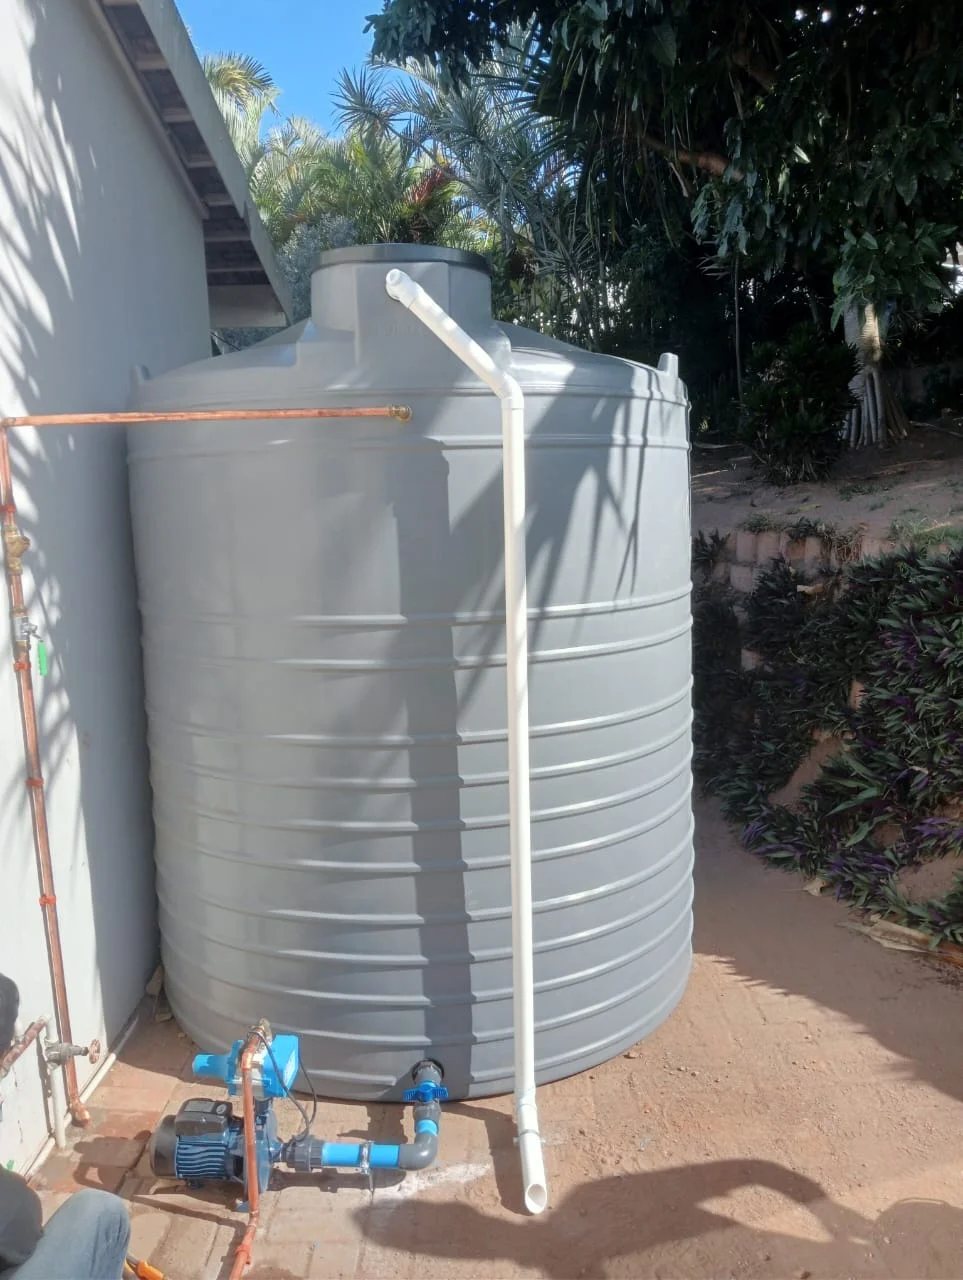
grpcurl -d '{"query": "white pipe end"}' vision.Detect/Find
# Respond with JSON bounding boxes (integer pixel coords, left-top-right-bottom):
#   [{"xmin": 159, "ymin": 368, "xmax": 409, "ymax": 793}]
[
  {"xmin": 385, "ymin": 268, "xmax": 417, "ymax": 307},
  {"xmin": 519, "ymin": 1128, "xmax": 548, "ymax": 1214},
  {"xmin": 517, "ymin": 1098, "xmax": 548, "ymax": 1214}
]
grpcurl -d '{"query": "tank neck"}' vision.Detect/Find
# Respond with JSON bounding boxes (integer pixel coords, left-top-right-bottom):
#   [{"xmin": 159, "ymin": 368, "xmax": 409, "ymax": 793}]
[{"xmin": 310, "ymin": 254, "xmax": 492, "ymax": 337}]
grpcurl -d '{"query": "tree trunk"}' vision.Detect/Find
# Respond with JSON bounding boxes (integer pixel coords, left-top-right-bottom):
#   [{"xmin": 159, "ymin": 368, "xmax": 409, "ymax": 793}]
[{"xmin": 842, "ymin": 301, "xmax": 909, "ymax": 448}]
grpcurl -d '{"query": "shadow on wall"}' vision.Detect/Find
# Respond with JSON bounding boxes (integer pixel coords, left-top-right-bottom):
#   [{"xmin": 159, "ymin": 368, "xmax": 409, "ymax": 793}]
[
  {"xmin": 693, "ymin": 798, "xmax": 963, "ymax": 1107},
  {"xmin": 355, "ymin": 1157, "xmax": 963, "ymax": 1279},
  {"xmin": 0, "ymin": 0, "xmax": 158, "ymax": 1061}
]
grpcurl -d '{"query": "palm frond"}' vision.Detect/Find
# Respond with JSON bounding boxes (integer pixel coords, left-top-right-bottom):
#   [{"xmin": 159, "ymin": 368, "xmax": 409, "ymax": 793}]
[{"xmin": 203, "ymin": 52, "xmax": 276, "ymax": 107}]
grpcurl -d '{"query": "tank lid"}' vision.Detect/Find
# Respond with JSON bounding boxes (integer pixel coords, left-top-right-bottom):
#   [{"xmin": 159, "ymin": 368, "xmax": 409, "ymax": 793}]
[{"xmin": 318, "ymin": 243, "xmax": 491, "ymax": 275}]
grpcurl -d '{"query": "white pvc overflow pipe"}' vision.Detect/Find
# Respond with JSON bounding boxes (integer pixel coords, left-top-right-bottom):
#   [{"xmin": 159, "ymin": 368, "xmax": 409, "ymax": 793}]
[
  {"xmin": 45, "ymin": 1018, "xmax": 68, "ymax": 1150},
  {"xmin": 385, "ymin": 268, "xmax": 548, "ymax": 1215}
]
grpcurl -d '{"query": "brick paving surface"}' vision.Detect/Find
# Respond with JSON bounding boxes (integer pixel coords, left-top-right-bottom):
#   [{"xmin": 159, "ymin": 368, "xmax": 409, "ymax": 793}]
[{"xmin": 31, "ymin": 798, "xmax": 963, "ymax": 1278}]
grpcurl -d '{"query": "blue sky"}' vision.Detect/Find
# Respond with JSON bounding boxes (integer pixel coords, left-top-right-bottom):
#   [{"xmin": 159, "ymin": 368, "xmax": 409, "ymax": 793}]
[{"xmin": 175, "ymin": 0, "xmax": 380, "ymax": 132}]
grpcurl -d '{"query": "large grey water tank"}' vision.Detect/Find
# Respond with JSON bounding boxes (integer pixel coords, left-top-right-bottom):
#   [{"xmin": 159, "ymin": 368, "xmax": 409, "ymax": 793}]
[{"xmin": 128, "ymin": 245, "xmax": 693, "ymax": 1100}]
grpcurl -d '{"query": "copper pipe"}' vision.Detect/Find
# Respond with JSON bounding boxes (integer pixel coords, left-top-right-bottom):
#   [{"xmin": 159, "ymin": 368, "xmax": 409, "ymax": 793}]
[
  {"xmin": 0, "ymin": 427, "xmax": 89, "ymax": 1127},
  {"xmin": 0, "ymin": 405, "xmax": 412, "ymax": 427},
  {"xmin": 229, "ymin": 1027, "xmax": 265, "ymax": 1280},
  {"xmin": 0, "ymin": 1018, "xmax": 46, "ymax": 1079}
]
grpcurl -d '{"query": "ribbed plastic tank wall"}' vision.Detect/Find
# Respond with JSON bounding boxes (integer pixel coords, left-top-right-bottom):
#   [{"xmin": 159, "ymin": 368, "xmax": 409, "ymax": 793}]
[{"xmin": 128, "ymin": 245, "xmax": 693, "ymax": 1100}]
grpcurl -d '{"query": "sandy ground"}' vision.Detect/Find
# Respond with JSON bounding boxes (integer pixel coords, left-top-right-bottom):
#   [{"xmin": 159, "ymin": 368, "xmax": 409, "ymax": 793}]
[
  {"xmin": 37, "ymin": 797, "xmax": 963, "ymax": 1279},
  {"xmin": 693, "ymin": 423, "xmax": 963, "ymax": 542}
]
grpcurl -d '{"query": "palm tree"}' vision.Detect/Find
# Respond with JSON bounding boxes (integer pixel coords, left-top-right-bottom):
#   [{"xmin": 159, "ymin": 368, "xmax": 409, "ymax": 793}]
[
  {"xmin": 334, "ymin": 48, "xmax": 608, "ymax": 346},
  {"xmin": 202, "ymin": 51, "xmax": 274, "ymax": 110},
  {"xmin": 312, "ymin": 125, "xmax": 488, "ymax": 250},
  {"xmin": 203, "ymin": 54, "xmax": 336, "ymax": 250},
  {"xmin": 203, "ymin": 52, "xmax": 487, "ymax": 258}
]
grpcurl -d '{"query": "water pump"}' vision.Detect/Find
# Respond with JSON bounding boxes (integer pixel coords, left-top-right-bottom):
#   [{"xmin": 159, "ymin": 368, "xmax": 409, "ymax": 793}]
[{"xmin": 150, "ymin": 1027, "xmax": 446, "ymax": 1193}]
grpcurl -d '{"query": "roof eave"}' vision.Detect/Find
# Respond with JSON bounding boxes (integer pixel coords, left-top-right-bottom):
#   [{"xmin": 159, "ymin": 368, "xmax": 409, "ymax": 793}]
[{"xmin": 92, "ymin": 0, "xmax": 293, "ymax": 326}]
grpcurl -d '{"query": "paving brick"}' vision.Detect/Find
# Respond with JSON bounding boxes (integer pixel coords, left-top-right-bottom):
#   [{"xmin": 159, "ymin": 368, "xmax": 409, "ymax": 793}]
[
  {"xmin": 36, "ymin": 1190, "xmax": 72, "ymax": 1220},
  {"xmin": 150, "ymin": 1211, "xmax": 223, "ymax": 1280},
  {"xmin": 86, "ymin": 1107, "xmax": 157, "ymax": 1143},
  {"xmin": 127, "ymin": 1204, "xmax": 173, "ymax": 1264},
  {"xmin": 117, "ymin": 1172, "xmax": 150, "ymax": 1200},
  {"xmin": 306, "ymin": 1239, "xmax": 361, "ymax": 1279},
  {"xmin": 74, "ymin": 1132, "xmax": 151, "ymax": 1172},
  {"xmin": 357, "ymin": 1236, "xmax": 416, "ymax": 1279},
  {"xmin": 36, "ymin": 1152, "xmax": 128, "ymax": 1195},
  {"xmin": 266, "ymin": 1182, "xmax": 368, "ymax": 1244},
  {"xmin": 166, "ymin": 1077, "xmax": 229, "ymax": 1109},
  {"xmin": 117, "ymin": 1017, "xmax": 195, "ymax": 1076},
  {"xmin": 125, "ymin": 1175, "xmax": 181, "ymax": 1206},
  {"xmin": 246, "ymin": 1242, "xmax": 313, "ymax": 1279},
  {"xmin": 203, "ymin": 1220, "xmax": 240, "ymax": 1279},
  {"xmin": 92, "ymin": 1069, "xmax": 180, "ymax": 1117}
]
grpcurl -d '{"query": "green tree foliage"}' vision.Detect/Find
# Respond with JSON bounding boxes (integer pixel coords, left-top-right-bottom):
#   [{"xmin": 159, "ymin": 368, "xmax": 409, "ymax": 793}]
[
  {"xmin": 370, "ymin": 1, "xmax": 963, "ymax": 443},
  {"xmin": 336, "ymin": 53, "xmax": 738, "ymax": 424},
  {"xmin": 334, "ymin": 52, "xmax": 606, "ymax": 342},
  {"xmin": 202, "ymin": 52, "xmax": 484, "ymax": 257}
]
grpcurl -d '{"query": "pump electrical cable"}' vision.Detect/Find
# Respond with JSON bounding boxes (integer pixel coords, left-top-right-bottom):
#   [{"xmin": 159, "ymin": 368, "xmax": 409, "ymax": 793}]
[{"xmin": 251, "ymin": 1030, "xmax": 313, "ymax": 1141}]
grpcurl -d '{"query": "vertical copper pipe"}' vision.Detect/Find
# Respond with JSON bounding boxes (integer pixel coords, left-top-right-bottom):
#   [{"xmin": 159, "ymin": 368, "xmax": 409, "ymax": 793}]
[
  {"xmin": 0, "ymin": 426, "xmax": 89, "ymax": 1126},
  {"xmin": 229, "ymin": 1031, "xmax": 262, "ymax": 1280}
]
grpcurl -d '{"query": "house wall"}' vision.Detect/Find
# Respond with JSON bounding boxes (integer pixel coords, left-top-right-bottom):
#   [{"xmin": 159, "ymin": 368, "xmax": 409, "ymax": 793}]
[{"xmin": 0, "ymin": 0, "xmax": 210, "ymax": 1170}]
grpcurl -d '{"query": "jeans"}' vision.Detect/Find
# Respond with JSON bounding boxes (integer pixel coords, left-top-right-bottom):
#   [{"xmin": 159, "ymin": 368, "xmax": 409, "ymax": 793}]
[{"xmin": 8, "ymin": 1190, "xmax": 130, "ymax": 1280}]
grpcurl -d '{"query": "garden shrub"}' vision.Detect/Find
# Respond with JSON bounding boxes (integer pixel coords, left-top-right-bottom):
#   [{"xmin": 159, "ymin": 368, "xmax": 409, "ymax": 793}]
[
  {"xmin": 693, "ymin": 546, "xmax": 963, "ymax": 943},
  {"xmin": 740, "ymin": 323, "xmax": 857, "ymax": 484}
]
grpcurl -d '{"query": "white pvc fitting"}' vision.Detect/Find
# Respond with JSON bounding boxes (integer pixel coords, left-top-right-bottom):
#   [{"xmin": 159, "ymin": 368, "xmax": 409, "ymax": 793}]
[{"xmin": 44, "ymin": 1018, "xmax": 68, "ymax": 1150}]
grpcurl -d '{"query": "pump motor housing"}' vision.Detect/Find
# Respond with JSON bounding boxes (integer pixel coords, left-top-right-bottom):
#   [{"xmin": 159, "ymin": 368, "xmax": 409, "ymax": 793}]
[{"xmin": 150, "ymin": 1097, "xmax": 279, "ymax": 1190}]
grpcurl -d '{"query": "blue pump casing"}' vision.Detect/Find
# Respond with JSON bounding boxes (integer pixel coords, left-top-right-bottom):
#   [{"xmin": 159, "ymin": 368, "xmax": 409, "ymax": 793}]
[
  {"xmin": 151, "ymin": 1031, "xmax": 297, "ymax": 1193},
  {"xmin": 192, "ymin": 1033, "xmax": 299, "ymax": 1099}
]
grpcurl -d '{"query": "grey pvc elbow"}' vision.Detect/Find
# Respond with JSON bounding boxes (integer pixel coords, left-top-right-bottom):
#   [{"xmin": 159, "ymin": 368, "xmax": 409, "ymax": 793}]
[{"xmin": 397, "ymin": 1100, "xmax": 441, "ymax": 1170}]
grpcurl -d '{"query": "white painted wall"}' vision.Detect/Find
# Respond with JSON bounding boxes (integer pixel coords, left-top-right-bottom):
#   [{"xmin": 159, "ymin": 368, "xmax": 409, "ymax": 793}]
[{"xmin": 0, "ymin": 0, "xmax": 211, "ymax": 1170}]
